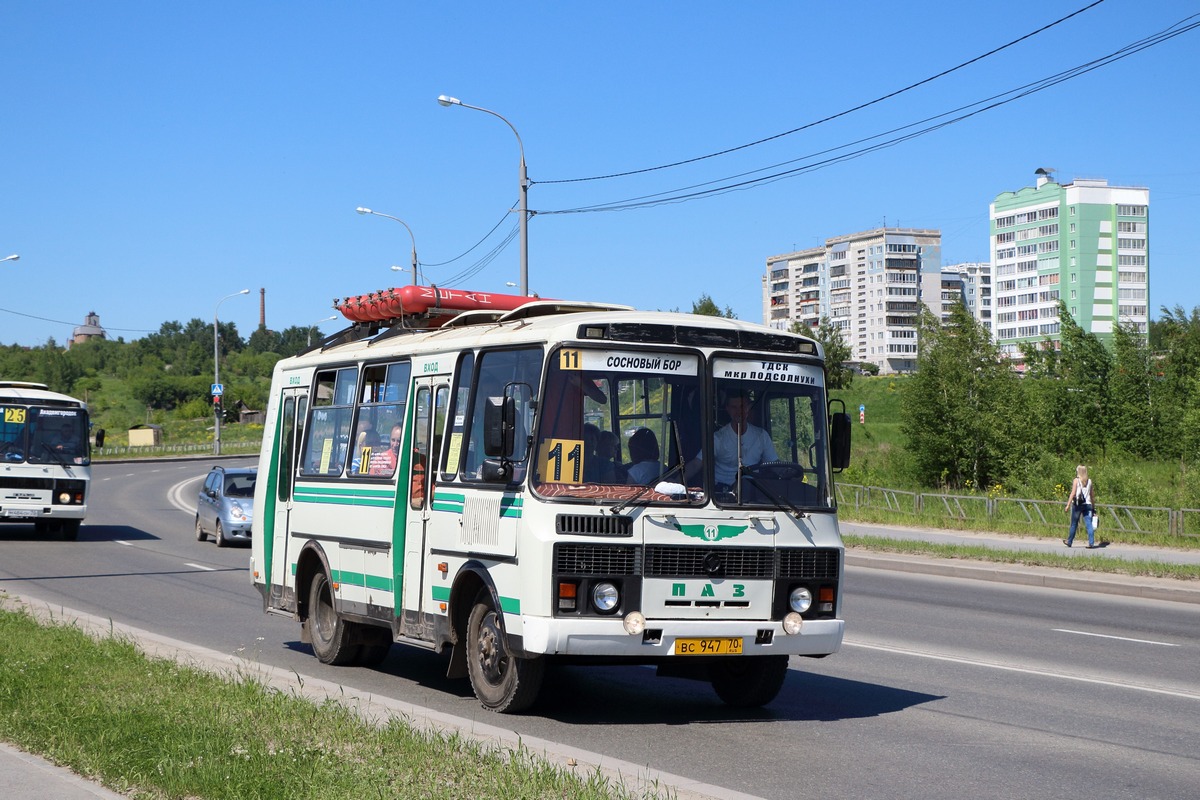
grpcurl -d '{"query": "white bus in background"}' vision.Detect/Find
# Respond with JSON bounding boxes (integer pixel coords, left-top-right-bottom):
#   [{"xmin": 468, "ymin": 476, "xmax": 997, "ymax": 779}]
[
  {"xmin": 0, "ymin": 381, "xmax": 104, "ymax": 540},
  {"xmin": 251, "ymin": 286, "xmax": 851, "ymax": 713}
]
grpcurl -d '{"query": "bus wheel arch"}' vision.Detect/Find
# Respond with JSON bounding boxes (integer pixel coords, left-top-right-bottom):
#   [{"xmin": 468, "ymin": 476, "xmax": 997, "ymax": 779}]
[
  {"xmin": 445, "ymin": 564, "xmax": 491, "ymax": 680},
  {"xmin": 465, "ymin": 587, "xmax": 544, "ymax": 713},
  {"xmin": 295, "ymin": 543, "xmax": 332, "ymax": 636}
]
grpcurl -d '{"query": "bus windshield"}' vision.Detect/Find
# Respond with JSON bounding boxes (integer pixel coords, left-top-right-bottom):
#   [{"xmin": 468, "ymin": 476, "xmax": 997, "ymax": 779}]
[
  {"xmin": 701, "ymin": 355, "xmax": 833, "ymax": 510},
  {"xmin": 23, "ymin": 408, "xmax": 90, "ymax": 466},
  {"xmin": 533, "ymin": 347, "xmax": 704, "ymax": 503}
]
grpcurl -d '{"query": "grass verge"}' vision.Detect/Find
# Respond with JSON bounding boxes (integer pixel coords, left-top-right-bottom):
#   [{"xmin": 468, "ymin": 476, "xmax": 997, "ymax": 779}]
[
  {"xmin": 843, "ymin": 534, "xmax": 1200, "ymax": 581},
  {"xmin": 0, "ymin": 604, "xmax": 662, "ymax": 800}
]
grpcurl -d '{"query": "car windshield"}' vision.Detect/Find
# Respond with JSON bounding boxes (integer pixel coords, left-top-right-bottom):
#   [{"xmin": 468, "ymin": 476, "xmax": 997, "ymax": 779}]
[
  {"xmin": 224, "ymin": 475, "xmax": 256, "ymax": 497},
  {"xmin": 532, "ymin": 347, "xmax": 703, "ymax": 504}
]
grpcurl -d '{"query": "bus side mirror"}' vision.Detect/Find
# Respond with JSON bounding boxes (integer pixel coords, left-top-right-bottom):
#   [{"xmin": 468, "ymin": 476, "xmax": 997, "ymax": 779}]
[
  {"xmin": 483, "ymin": 396, "xmax": 515, "ymax": 457},
  {"xmin": 830, "ymin": 413, "xmax": 851, "ymax": 471},
  {"xmin": 94, "ymin": 429, "xmax": 106, "ymax": 448}
]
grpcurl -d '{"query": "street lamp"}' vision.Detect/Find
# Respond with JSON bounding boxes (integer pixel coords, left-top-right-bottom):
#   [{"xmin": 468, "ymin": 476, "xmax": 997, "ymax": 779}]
[
  {"xmin": 356, "ymin": 207, "xmax": 418, "ymax": 285},
  {"xmin": 213, "ymin": 289, "xmax": 250, "ymax": 455},
  {"xmin": 437, "ymin": 94, "xmax": 529, "ymax": 297},
  {"xmin": 0, "ymin": 254, "xmax": 18, "ymax": 263},
  {"xmin": 308, "ymin": 314, "xmax": 338, "ymax": 346}
]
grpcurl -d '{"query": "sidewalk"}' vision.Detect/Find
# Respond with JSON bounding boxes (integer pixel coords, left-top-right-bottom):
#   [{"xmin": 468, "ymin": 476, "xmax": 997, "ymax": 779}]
[
  {"xmin": 5, "ymin": 522, "xmax": 1198, "ymax": 799},
  {"xmin": 841, "ymin": 520, "xmax": 1200, "ymax": 604}
]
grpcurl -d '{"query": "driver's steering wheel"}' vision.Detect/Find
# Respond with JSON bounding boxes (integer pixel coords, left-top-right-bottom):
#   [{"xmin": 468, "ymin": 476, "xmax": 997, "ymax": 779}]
[{"xmin": 742, "ymin": 461, "xmax": 806, "ymax": 481}]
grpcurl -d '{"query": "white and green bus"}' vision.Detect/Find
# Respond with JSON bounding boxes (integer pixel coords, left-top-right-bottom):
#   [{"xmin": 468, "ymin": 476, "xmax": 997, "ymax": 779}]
[
  {"xmin": 251, "ymin": 286, "xmax": 851, "ymax": 712},
  {"xmin": 0, "ymin": 381, "xmax": 104, "ymax": 540}
]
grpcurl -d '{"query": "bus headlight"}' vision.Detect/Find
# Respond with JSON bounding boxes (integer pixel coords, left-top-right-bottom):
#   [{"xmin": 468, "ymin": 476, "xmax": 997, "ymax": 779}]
[
  {"xmin": 592, "ymin": 582, "xmax": 620, "ymax": 613},
  {"xmin": 58, "ymin": 492, "xmax": 72, "ymax": 504},
  {"xmin": 789, "ymin": 586, "xmax": 813, "ymax": 614}
]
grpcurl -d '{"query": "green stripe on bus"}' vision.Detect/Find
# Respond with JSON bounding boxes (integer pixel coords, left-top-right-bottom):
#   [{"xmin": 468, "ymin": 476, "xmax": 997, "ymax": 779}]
[
  {"xmin": 297, "ymin": 485, "xmax": 395, "ymax": 498},
  {"xmin": 428, "ymin": 585, "xmax": 518, "ymax": 615},
  {"xmin": 295, "ymin": 493, "xmax": 395, "ymax": 509}
]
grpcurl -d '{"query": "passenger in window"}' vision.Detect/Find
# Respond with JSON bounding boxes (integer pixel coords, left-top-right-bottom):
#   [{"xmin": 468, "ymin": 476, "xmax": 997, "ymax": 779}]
[
  {"xmin": 626, "ymin": 428, "xmax": 661, "ymax": 485},
  {"xmin": 369, "ymin": 424, "xmax": 403, "ymax": 476},
  {"xmin": 592, "ymin": 429, "xmax": 628, "ymax": 484}
]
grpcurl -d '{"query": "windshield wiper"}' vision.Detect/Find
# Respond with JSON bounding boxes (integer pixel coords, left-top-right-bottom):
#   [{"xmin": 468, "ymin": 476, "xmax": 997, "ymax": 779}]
[
  {"xmin": 609, "ymin": 458, "xmax": 688, "ymax": 517},
  {"xmin": 39, "ymin": 442, "xmax": 70, "ymax": 468},
  {"xmin": 735, "ymin": 469, "xmax": 809, "ymax": 519}
]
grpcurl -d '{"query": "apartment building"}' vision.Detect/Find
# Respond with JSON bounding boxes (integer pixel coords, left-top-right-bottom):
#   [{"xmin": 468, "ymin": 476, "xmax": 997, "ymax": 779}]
[
  {"xmin": 942, "ymin": 262, "xmax": 992, "ymax": 333},
  {"xmin": 990, "ymin": 171, "xmax": 1149, "ymax": 365},
  {"xmin": 763, "ymin": 227, "xmax": 942, "ymax": 374}
]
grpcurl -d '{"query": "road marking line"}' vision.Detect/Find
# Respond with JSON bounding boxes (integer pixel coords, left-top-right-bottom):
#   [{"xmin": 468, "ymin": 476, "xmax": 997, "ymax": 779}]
[
  {"xmin": 115, "ymin": 540, "xmax": 132, "ymax": 546},
  {"xmin": 185, "ymin": 563, "xmax": 216, "ymax": 571},
  {"xmin": 843, "ymin": 639, "xmax": 1199, "ymax": 701},
  {"xmin": 168, "ymin": 476, "xmax": 202, "ymax": 517},
  {"xmin": 1053, "ymin": 628, "xmax": 1178, "ymax": 647}
]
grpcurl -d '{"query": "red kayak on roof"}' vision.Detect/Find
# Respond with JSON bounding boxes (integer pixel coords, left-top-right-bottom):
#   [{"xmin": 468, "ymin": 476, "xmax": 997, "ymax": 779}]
[{"xmin": 334, "ymin": 285, "xmax": 539, "ymax": 325}]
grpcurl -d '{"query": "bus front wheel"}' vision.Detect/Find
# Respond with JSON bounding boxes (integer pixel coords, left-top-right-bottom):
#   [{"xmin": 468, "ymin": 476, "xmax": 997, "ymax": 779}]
[
  {"xmin": 710, "ymin": 655, "xmax": 789, "ymax": 707},
  {"xmin": 466, "ymin": 590, "xmax": 544, "ymax": 713},
  {"xmin": 306, "ymin": 571, "xmax": 361, "ymax": 666}
]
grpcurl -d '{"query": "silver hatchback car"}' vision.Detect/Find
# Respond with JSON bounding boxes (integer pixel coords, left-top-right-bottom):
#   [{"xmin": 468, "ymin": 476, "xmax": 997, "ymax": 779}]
[{"xmin": 195, "ymin": 466, "xmax": 256, "ymax": 547}]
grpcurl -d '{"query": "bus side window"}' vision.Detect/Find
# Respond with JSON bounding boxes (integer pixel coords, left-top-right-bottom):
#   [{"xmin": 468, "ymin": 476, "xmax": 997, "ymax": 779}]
[{"xmin": 441, "ymin": 351, "xmax": 474, "ymax": 481}]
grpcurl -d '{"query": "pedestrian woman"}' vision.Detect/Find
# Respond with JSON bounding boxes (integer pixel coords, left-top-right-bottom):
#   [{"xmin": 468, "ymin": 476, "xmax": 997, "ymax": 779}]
[{"xmin": 1064, "ymin": 465, "xmax": 1097, "ymax": 548}]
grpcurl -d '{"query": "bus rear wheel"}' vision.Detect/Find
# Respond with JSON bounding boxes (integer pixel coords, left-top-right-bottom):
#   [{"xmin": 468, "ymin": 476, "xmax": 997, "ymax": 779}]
[
  {"xmin": 710, "ymin": 655, "xmax": 789, "ymax": 707},
  {"xmin": 306, "ymin": 571, "xmax": 361, "ymax": 666},
  {"xmin": 466, "ymin": 590, "xmax": 544, "ymax": 713}
]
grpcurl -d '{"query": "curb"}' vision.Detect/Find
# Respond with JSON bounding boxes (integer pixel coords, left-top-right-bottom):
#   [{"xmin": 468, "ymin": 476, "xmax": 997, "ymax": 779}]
[
  {"xmin": 845, "ymin": 551, "xmax": 1200, "ymax": 605},
  {"xmin": 1, "ymin": 593, "xmax": 764, "ymax": 800}
]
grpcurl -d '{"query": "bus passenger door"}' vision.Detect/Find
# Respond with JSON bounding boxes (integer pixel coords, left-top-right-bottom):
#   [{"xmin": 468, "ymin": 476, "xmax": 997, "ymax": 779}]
[
  {"xmin": 270, "ymin": 390, "xmax": 307, "ymax": 610},
  {"xmin": 402, "ymin": 381, "xmax": 447, "ymax": 615}
]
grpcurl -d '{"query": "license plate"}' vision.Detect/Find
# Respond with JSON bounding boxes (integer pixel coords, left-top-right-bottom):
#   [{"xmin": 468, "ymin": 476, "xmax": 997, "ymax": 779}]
[
  {"xmin": 675, "ymin": 637, "xmax": 743, "ymax": 656},
  {"xmin": 3, "ymin": 509, "xmax": 38, "ymax": 518}
]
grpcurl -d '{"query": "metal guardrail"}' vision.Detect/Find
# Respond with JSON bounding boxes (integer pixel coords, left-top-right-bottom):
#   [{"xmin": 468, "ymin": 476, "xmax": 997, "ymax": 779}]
[
  {"xmin": 94, "ymin": 441, "xmax": 260, "ymax": 458},
  {"xmin": 838, "ymin": 483, "xmax": 1193, "ymax": 540}
]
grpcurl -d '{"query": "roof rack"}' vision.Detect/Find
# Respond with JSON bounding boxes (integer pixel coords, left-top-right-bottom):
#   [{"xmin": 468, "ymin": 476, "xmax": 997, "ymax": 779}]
[{"xmin": 333, "ymin": 285, "xmax": 632, "ymax": 330}]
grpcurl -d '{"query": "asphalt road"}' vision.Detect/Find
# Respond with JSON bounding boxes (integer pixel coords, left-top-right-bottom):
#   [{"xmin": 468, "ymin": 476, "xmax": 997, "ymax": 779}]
[{"xmin": 1, "ymin": 459, "xmax": 1197, "ymax": 800}]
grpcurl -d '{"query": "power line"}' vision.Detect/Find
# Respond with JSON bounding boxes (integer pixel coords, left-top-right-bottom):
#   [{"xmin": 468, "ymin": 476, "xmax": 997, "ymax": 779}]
[
  {"xmin": 539, "ymin": 14, "xmax": 1200, "ymax": 215},
  {"xmin": 537, "ymin": 0, "xmax": 1108, "ymax": 185}
]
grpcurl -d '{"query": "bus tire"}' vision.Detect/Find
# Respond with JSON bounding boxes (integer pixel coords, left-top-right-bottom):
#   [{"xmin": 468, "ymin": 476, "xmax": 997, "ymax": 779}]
[
  {"xmin": 60, "ymin": 520, "xmax": 80, "ymax": 541},
  {"xmin": 710, "ymin": 655, "xmax": 789, "ymax": 708},
  {"xmin": 306, "ymin": 571, "xmax": 361, "ymax": 666},
  {"xmin": 466, "ymin": 589, "xmax": 544, "ymax": 713}
]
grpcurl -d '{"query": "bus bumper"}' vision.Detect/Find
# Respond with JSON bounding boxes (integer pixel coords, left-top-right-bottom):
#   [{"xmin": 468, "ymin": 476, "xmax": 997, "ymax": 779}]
[{"xmin": 517, "ymin": 616, "xmax": 844, "ymax": 658}]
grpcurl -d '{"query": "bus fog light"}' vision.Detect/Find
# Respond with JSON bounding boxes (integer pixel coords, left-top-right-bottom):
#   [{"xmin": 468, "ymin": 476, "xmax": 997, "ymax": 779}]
[
  {"xmin": 789, "ymin": 586, "xmax": 813, "ymax": 614},
  {"xmin": 592, "ymin": 582, "xmax": 619, "ymax": 613},
  {"xmin": 623, "ymin": 611, "xmax": 645, "ymax": 635},
  {"xmin": 783, "ymin": 612, "xmax": 803, "ymax": 635}
]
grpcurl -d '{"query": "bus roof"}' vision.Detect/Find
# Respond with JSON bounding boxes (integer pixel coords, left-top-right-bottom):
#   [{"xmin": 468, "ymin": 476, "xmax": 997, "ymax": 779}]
[
  {"xmin": 0, "ymin": 382, "xmax": 87, "ymax": 407},
  {"xmin": 300, "ymin": 300, "xmax": 823, "ymax": 365}
]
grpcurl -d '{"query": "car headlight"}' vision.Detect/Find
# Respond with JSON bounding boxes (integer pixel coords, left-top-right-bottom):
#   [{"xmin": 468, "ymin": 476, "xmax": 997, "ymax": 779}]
[
  {"xmin": 789, "ymin": 586, "xmax": 813, "ymax": 614},
  {"xmin": 229, "ymin": 502, "xmax": 245, "ymax": 518},
  {"xmin": 592, "ymin": 582, "xmax": 620, "ymax": 613}
]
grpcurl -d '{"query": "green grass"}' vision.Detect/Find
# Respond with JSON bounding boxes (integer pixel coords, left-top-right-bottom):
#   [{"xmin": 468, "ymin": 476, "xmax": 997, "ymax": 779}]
[
  {"xmin": 843, "ymin": 534, "xmax": 1200, "ymax": 581},
  {"xmin": 0, "ymin": 602, "xmax": 665, "ymax": 800}
]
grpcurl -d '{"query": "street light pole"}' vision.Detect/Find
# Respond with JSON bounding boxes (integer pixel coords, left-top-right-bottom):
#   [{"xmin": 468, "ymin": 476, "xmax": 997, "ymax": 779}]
[
  {"xmin": 213, "ymin": 289, "xmax": 250, "ymax": 455},
  {"xmin": 356, "ymin": 207, "xmax": 418, "ymax": 285},
  {"xmin": 308, "ymin": 315, "xmax": 338, "ymax": 347},
  {"xmin": 0, "ymin": 254, "xmax": 19, "ymax": 264},
  {"xmin": 437, "ymin": 95, "xmax": 529, "ymax": 297}
]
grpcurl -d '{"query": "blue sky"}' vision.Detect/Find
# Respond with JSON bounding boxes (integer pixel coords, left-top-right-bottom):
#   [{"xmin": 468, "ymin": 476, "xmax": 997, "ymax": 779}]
[{"xmin": 2, "ymin": 1, "xmax": 1197, "ymax": 347}]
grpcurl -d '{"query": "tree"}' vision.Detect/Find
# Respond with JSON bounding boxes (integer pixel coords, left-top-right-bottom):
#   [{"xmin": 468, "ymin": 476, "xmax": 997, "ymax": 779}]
[
  {"xmin": 1056, "ymin": 301, "xmax": 1113, "ymax": 459},
  {"xmin": 793, "ymin": 317, "xmax": 852, "ymax": 389},
  {"xmin": 690, "ymin": 294, "xmax": 736, "ymax": 318},
  {"xmin": 901, "ymin": 305, "xmax": 1015, "ymax": 489},
  {"xmin": 1109, "ymin": 321, "xmax": 1158, "ymax": 458}
]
